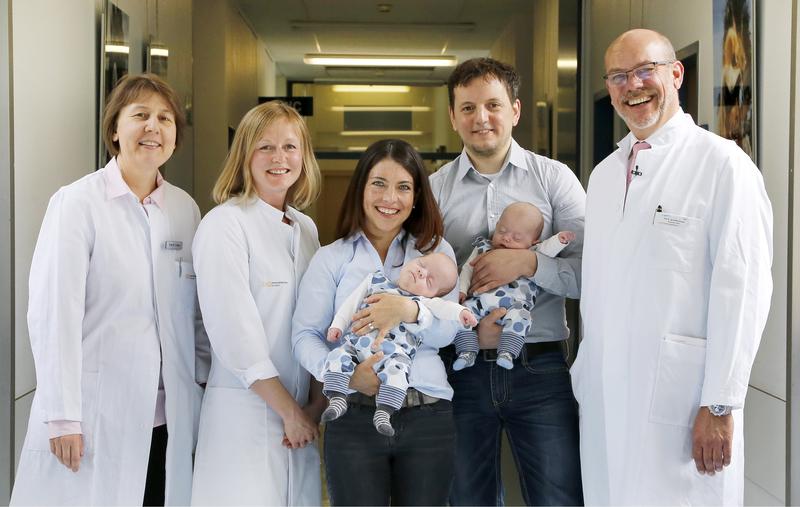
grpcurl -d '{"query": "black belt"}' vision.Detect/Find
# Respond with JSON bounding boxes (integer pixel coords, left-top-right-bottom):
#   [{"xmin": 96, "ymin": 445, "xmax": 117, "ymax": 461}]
[
  {"xmin": 350, "ymin": 388, "xmax": 440, "ymax": 408},
  {"xmin": 480, "ymin": 341, "xmax": 563, "ymax": 362}
]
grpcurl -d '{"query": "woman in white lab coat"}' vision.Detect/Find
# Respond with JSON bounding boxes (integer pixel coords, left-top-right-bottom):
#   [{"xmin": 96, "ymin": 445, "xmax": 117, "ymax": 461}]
[
  {"xmin": 11, "ymin": 74, "xmax": 209, "ymax": 506},
  {"xmin": 190, "ymin": 101, "xmax": 325, "ymax": 506}
]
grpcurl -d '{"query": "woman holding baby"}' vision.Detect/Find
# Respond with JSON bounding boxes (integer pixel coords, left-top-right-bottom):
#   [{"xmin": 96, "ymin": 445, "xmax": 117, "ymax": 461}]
[{"xmin": 292, "ymin": 139, "xmax": 461, "ymax": 505}]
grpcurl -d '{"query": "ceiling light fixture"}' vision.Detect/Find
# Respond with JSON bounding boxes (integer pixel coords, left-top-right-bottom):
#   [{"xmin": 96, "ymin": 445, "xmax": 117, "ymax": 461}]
[
  {"xmin": 332, "ymin": 85, "xmax": 410, "ymax": 93},
  {"xmin": 331, "ymin": 106, "xmax": 431, "ymax": 112},
  {"xmin": 105, "ymin": 44, "xmax": 130, "ymax": 54},
  {"xmin": 305, "ymin": 54, "xmax": 457, "ymax": 68},
  {"xmin": 341, "ymin": 130, "xmax": 424, "ymax": 136}
]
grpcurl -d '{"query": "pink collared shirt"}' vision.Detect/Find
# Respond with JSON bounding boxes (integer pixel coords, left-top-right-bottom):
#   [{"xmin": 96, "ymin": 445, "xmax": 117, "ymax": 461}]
[{"xmin": 48, "ymin": 159, "xmax": 168, "ymax": 439}]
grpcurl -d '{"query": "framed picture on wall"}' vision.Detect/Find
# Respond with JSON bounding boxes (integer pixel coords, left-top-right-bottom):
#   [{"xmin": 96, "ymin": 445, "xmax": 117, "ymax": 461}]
[{"xmin": 713, "ymin": 0, "xmax": 756, "ymax": 163}]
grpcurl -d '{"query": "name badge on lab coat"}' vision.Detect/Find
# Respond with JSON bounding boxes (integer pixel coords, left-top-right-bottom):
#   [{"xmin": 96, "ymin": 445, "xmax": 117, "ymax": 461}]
[
  {"xmin": 164, "ymin": 240, "xmax": 183, "ymax": 251},
  {"xmin": 654, "ymin": 212, "xmax": 692, "ymax": 227},
  {"xmin": 264, "ymin": 281, "xmax": 288, "ymax": 287}
]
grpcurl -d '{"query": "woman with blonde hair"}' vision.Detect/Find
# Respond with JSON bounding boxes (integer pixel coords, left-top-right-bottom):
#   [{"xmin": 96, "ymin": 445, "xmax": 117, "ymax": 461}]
[
  {"xmin": 190, "ymin": 101, "xmax": 325, "ymax": 505},
  {"xmin": 12, "ymin": 73, "xmax": 207, "ymax": 506}
]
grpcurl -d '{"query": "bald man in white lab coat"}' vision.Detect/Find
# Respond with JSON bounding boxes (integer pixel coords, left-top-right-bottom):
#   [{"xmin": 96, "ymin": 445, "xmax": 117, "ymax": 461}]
[{"xmin": 573, "ymin": 29, "xmax": 772, "ymax": 505}]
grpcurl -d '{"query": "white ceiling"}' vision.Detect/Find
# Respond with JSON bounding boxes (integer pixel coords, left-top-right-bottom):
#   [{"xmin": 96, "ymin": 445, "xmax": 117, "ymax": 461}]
[{"xmin": 236, "ymin": 0, "xmax": 533, "ymax": 84}]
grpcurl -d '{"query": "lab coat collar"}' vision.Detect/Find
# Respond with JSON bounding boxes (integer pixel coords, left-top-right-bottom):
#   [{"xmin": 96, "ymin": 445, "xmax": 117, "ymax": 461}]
[
  {"xmin": 453, "ymin": 138, "xmax": 528, "ymax": 181},
  {"xmin": 617, "ymin": 108, "xmax": 693, "ymax": 157},
  {"xmin": 250, "ymin": 196, "xmax": 296, "ymax": 224},
  {"xmin": 104, "ymin": 157, "xmax": 166, "ymax": 207}
]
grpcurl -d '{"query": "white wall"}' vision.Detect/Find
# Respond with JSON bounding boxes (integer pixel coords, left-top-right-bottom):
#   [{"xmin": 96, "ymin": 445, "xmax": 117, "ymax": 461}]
[
  {"xmin": 1, "ymin": 0, "xmax": 12, "ymax": 499},
  {"xmin": 193, "ymin": 0, "xmax": 273, "ymax": 213},
  {"xmin": 583, "ymin": 1, "xmax": 791, "ymax": 503}
]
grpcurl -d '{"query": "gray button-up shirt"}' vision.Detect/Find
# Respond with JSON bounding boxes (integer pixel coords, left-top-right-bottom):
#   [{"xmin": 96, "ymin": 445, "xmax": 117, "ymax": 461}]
[{"xmin": 429, "ymin": 138, "xmax": 586, "ymax": 342}]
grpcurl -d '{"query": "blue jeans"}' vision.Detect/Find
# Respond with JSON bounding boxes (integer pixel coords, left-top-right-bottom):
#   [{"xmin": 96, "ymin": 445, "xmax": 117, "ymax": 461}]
[
  {"xmin": 324, "ymin": 399, "xmax": 455, "ymax": 505},
  {"xmin": 445, "ymin": 346, "xmax": 583, "ymax": 506}
]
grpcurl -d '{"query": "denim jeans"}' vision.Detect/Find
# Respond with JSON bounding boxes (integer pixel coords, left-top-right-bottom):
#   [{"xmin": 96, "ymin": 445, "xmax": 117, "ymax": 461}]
[
  {"xmin": 324, "ymin": 399, "xmax": 455, "ymax": 506},
  {"xmin": 445, "ymin": 346, "xmax": 584, "ymax": 506}
]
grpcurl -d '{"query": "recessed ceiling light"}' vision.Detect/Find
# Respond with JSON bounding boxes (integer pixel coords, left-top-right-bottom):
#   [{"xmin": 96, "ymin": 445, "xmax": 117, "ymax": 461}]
[
  {"xmin": 341, "ymin": 130, "xmax": 424, "ymax": 136},
  {"xmin": 331, "ymin": 106, "xmax": 431, "ymax": 112},
  {"xmin": 305, "ymin": 54, "xmax": 457, "ymax": 68},
  {"xmin": 332, "ymin": 85, "xmax": 411, "ymax": 93}
]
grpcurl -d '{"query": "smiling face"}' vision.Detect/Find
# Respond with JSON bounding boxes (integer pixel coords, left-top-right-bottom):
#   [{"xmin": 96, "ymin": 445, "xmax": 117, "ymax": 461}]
[
  {"xmin": 491, "ymin": 202, "xmax": 543, "ymax": 250},
  {"xmin": 449, "ymin": 77, "xmax": 520, "ymax": 163},
  {"xmin": 605, "ymin": 29, "xmax": 684, "ymax": 139},
  {"xmin": 113, "ymin": 92, "xmax": 177, "ymax": 171},
  {"xmin": 249, "ymin": 118, "xmax": 303, "ymax": 209},
  {"xmin": 361, "ymin": 157, "xmax": 415, "ymax": 241},
  {"xmin": 397, "ymin": 252, "xmax": 458, "ymax": 298}
]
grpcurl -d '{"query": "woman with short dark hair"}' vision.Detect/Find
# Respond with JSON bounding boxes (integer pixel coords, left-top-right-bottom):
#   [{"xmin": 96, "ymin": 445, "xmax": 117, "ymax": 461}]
[
  {"xmin": 11, "ymin": 73, "xmax": 207, "ymax": 506},
  {"xmin": 292, "ymin": 139, "xmax": 459, "ymax": 505}
]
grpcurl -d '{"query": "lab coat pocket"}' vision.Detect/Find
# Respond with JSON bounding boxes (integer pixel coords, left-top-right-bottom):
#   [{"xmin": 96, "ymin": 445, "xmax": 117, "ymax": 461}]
[
  {"xmin": 648, "ymin": 216, "xmax": 703, "ymax": 272},
  {"xmin": 649, "ymin": 333, "xmax": 706, "ymax": 428},
  {"xmin": 177, "ymin": 259, "xmax": 198, "ymax": 313}
]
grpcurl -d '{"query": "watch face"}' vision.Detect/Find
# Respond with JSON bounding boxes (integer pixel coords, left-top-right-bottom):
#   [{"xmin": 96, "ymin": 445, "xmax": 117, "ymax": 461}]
[{"xmin": 709, "ymin": 404, "xmax": 731, "ymax": 416}]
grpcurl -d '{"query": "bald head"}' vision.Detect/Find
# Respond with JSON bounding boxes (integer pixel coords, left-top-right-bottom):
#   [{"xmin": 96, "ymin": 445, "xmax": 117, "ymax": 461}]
[
  {"xmin": 604, "ymin": 29, "xmax": 683, "ymax": 139},
  {"xmin": 605, "ymin": 29, "xmax": 676, "ymax": 68}
]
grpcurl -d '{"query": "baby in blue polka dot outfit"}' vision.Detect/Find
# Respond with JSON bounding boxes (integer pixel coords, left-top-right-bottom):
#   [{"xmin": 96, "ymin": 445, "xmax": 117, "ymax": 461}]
[
  {"xmin": 322, "ymin": 252, "xmax": 477, "ymax": 436},
  {"xmin": 455, "ymin": 202, "xmax": 575, "ymax": 370}
]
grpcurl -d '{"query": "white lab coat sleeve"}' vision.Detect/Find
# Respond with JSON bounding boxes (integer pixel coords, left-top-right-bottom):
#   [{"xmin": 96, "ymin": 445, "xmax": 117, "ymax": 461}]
[
  {"xmin": 330, "ymin": 275, "xmax": 370, "ymax": 332},
  {"xmin": 535, "ymin": 233, "xmax": 569, "ymax": 259},
  {"xmin": 193, "ymin": 210, "xmax": 278, "ymax": 389},
  {"xmin": 701, "ymin": 149, "xmax": 773, "ymax": 408},
  {"xmin": 292, "ymin": 248, "xmax": 342, "ymax": 382},
  {"xmin": 458, "ymin": 249, "xmax": 479, "ymax": 295},
  {"xmin": 27, "ymin": 188, "xmax": 94, "ymax": 424},
  {"xmin": 532, "ymin": 166, "xmax": 585, "ymax": 299}
]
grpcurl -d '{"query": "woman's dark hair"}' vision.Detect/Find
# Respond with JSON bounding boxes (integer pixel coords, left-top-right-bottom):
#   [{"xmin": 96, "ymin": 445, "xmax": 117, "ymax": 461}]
[{"xmin": 336, "ymin": 139, "xmax": 443, "ymax": 254}]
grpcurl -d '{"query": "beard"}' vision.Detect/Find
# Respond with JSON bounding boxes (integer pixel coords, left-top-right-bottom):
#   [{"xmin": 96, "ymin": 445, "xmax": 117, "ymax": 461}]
[{"xmin": 620, "ymin": 96, "xmax": 664, "ymax": 132}]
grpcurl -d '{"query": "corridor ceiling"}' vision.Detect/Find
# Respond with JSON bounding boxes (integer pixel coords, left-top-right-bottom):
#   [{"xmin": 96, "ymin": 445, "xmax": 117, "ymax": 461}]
[{"xmin": 236, "ymin": 0, "xmax": 532, "ymax": 84}]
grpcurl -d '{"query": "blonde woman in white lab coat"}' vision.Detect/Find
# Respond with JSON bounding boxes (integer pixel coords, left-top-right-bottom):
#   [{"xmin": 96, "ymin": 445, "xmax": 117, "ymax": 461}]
[
  {"xmin": 190, "ymin": 101, "xmax": 325, "ymax": 506},
  {"xmin": 11, "ymin": 74, "xmax": 209, "ymax": 506}
]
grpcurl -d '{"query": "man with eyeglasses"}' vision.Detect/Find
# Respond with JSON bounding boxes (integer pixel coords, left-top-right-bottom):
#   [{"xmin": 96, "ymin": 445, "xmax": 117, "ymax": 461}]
[{"xmin": 572, "ymin": 28, "xmax": 772, "ymax": 505}]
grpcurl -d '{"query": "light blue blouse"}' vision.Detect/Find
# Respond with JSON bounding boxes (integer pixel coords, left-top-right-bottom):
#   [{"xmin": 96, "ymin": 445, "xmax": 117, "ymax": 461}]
[{"xmin": 291, "ymin": 230, "xmax": 460, "ymax": 400}]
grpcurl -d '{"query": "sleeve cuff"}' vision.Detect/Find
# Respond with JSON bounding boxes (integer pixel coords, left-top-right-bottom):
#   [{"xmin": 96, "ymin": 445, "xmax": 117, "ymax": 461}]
[
  {"xmin": 404, "ymin": 300, "xmax": 432, "ymax": 333},
  {"xmin": 240, "ymin": 360, "xmax": 280, "ymax": 389},
  {"xmin": 48, "ymin": 420, "xmax": 82, "ymax": 438},
  {"xmin": 532, "ymin": 252, "xmax": 558, "ymax": 287}
]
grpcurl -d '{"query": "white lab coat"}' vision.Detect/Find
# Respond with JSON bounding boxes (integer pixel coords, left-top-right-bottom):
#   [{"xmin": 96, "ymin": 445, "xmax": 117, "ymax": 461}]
[
  {"xmin": 573, "ymin": 112, "xmax": 773, "ymax": 505},
  {"xmin": 190, "ymin": 198, "xmax": 322, "ymax": 506},
  {"xmin": 11, "ymin": 158, "xmax": 208, "ymax": 506}
]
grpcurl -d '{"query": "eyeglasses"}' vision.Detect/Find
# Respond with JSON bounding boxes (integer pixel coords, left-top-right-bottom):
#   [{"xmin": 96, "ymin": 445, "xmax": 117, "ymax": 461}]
[{"xmin": 603, "ymin": 61, "xmax": 674, "ymax": 86}]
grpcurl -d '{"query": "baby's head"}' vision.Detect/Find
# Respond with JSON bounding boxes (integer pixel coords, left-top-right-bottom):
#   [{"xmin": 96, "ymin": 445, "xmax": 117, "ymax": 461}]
[
  {"xmin": 397, "ymin": 252, "xmax": 458, "ymax": 298},
  {"xmin": 491, "ymin": 202, "xmax": 544, "ymax": 249}
]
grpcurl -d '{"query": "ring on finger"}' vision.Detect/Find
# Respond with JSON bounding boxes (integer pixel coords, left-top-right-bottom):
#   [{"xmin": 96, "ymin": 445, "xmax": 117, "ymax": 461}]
[{"xmin": 368, "ymin": 322, "xmax": 375, "ymax": 330}]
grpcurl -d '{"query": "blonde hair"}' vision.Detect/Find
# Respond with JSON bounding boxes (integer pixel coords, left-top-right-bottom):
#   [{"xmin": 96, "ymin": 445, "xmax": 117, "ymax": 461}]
[{"xmin": 212, "ymin": 101, "xmax": 321, "ymax": 209}]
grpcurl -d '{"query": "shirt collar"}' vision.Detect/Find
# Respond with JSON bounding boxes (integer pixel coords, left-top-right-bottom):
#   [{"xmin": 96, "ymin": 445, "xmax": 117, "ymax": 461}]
[
  {"xmin": 617, "ymin": 108, "xmax": 693, "ymax": 155},
  {"xmin": 103, "ymin": 157, "xmax": 166, "ymax": 207},
  {"xmin": 453, "ymin": 137, "xmax": 528, "ymax": 181},
  {"xmin": 343, "ymin": 229, "xmax": 408, "ymax": 249}
]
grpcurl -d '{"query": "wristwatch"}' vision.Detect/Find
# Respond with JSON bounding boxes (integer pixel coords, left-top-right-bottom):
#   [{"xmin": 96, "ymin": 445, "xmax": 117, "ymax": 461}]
[{"xmin": 708, "ymin": 404, "xmax": 732, "ymax": 416}]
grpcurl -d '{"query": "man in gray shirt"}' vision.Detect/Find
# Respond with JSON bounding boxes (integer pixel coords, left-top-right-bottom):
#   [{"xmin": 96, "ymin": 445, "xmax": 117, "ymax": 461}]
[{"xmin": 429, "ymin": 57, "xmax": 584, "ymax": 505}]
